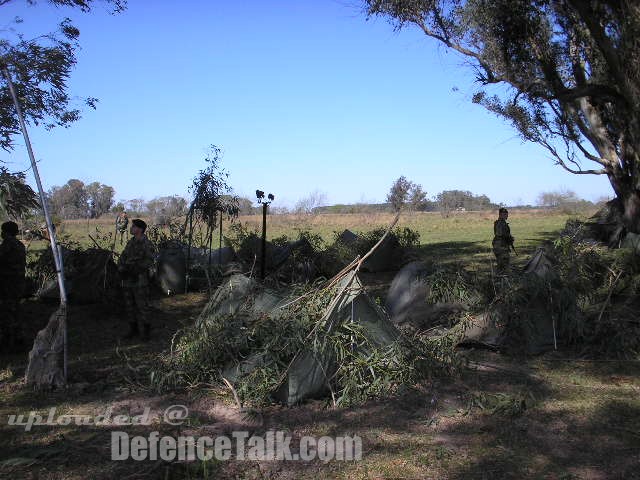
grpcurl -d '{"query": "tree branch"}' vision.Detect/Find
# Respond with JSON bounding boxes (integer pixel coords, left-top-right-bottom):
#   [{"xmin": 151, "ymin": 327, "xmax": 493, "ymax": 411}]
[
  {"xmin": 540, "ymin": 138, "xmax": 606, "ymax": 175},
  {"xmin": 415, "ymin": 17, "xmax": 499, "ymax": 85},
  {"xmin": 567, "ymin": 0, "xmax": 634, "ymax": 105},
  {"xmin": 551, "ymin": 84, "xmax": 626, "ymax": 103}
]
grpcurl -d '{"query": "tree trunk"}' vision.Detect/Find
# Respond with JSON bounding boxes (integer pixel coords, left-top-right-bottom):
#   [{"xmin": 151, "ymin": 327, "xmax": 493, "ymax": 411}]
[
  {"xmin": 620, "ymin": 189, "xmax": 640, "ymax": 234},
  {"xmin": 607, "ymin": 167, "xmax": 640, "ymax": 235}
]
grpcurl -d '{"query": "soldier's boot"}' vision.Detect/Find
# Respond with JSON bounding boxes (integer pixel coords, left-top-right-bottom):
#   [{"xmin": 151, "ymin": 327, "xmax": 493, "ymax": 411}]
[
  {"xmin": 123, "ymin": 322, "xmax": 139, "ymax": 339},
  {"xmin": 141, "ymin": 323, "xmax": 151, "ymax": 341}
]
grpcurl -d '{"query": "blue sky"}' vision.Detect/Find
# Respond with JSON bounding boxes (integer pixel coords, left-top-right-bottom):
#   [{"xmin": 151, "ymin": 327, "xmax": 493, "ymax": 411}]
[{"xmin": 2, "ymin": 0, "xmax": 612, "ymax": 208}]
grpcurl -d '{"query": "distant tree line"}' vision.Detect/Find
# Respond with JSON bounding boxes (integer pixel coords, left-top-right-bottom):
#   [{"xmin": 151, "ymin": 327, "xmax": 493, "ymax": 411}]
[
  {"xmin": 313, "ymin": 177, "xmax": 499, "ymax": 215},
  {"xmin": 47, "ymin": 179, "xmax": 191, "ymax": 221},
  {"xmin": 313, "ymin": 195, "xmax": 496, "ymax": 215},
  {"xmin": 47, "ymin": 179, "xmax": 115, "ymax": 219},
  {"xmin": 117, "ymin": 196, "xmax": 189, "ymax": 221},
  {"xmin": 44, "ymin": 178, "xmax": 604, "ymax": 221},
  {"xmin": 536, "ymin": 189, "xmax": 604, "ymax": 215}
]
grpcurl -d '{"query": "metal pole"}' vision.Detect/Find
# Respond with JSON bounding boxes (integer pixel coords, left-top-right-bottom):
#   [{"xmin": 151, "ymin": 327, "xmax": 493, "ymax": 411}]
[
  {"xmin": 218, "ymin": 213, "xmax": 223, "ymax": 265},
  {"xmin": 208, "ymin": 223, "xmax": 213, "ymax": 268},
  {"xmin": 3, "ymin": 66, "xmax": 68, "ymax": 381},
  {"xmin": 261, "ymin": 202, "xmax": 267, "ymax": 280},
  {"xmin": 58, "ymin": 244, "xmax": 67, "ymax": 380},
  {"xmin": 185, "ymin": 206, "xmax": 193, "ymax": 293}
]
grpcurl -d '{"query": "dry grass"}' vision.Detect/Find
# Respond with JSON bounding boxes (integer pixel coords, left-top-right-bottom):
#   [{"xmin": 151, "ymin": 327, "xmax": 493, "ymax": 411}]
[{"xmin": 31, "ymin": 209, "xmax": 574, "ymax": 261}]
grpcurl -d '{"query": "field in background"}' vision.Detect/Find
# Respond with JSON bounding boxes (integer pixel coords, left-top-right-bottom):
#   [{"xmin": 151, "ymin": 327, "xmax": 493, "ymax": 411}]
[{"xmin": 31, "ymin": 210, "xmax": 575, "ymax": 269}]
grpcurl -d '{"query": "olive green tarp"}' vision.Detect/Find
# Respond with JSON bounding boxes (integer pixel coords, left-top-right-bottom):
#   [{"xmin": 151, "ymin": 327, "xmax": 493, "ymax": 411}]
[{"xmin": 196, "ymin": 271, "xmax": 400, "ymax": 405}]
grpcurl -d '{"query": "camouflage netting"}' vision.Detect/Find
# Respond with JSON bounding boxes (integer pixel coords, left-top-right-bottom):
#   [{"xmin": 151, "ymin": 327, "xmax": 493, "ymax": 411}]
[
  {"xmin": 25, "ymin": 306, "xmax": 66, "ymax": 389},
  {"xmin": 152, "ymin": 270, "xmax": 457, "ymax": 406},
  {"xmin": 388, "ymin": 220, "xmax": 640, "ymax": 358},
  {"xmin": 32, "ymin": 247, "xmax": 120, "ymax": 304},
  {"xmin": 456, "ymin": 250, "xmax": 579, "ymax": 355},
  {"xmin": 284, "ymin": 227, "xmax": 419, "ymax": 283},
  {"xmin": 233, "ymin": 233, "xmax": 321, "ymax": 283},
  {"xmin": 155, "ymin": 240, "xmax": 238, "ymax": 294}
]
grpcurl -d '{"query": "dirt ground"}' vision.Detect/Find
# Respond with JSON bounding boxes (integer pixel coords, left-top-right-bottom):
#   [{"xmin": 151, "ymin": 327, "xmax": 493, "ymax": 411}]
[{"xmin": 1, "ymin": 277, "xmax": 639, "ymax": 480}]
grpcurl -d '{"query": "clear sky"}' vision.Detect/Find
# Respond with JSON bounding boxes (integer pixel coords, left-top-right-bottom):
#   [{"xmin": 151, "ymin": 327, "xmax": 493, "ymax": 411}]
[{"xmin": 2, "ymin": 0, "xmax": 613, "ymax": 208}]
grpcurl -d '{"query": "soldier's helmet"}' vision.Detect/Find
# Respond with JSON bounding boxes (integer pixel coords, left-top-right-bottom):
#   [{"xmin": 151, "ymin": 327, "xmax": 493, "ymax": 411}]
[
  {"xmin": 132, "ymin": 218, "xmax": 147, "ymax": 232},
  {"xmin": 1, "ymin": 221, "xmax": 19, "ymax": 236}
]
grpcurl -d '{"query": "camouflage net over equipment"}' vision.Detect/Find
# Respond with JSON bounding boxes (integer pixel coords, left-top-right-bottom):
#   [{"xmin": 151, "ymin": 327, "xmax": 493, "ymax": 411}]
[{"xmin": 151, "ymin": 271, "xmax": 459, "ymax": 407}]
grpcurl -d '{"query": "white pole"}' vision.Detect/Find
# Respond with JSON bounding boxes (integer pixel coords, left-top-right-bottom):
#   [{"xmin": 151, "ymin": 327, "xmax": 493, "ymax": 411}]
[{"xmin": 3, "ymin": 66, "xmax": 68, "ymax": 382}]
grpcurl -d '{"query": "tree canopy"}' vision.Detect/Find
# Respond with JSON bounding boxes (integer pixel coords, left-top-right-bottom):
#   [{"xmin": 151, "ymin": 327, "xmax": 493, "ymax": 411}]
[
  {"xmin": 0, "ymin": 166, "xmax": 38, "ymax": 218},
  {"xmin": 187, "ymin": 145, "xmax": 238, "ymax": 233},
  {"xmin": 47, "ymin": 177, "xmax": 115, "ymax": 218},
  {"xmin": 0, "ymin": 0, "xmax": 125, "ymax": 152},
  {"xmin": 387, "ymin": 175, "xmax": 427, "ymax": 211},
  {"xmin": 86, "ymin": 181, "xmax": 114, "ymax": 217},
  {"xmin": 365, "ymin": 0, "xmax": 640, "ymax": 231}
]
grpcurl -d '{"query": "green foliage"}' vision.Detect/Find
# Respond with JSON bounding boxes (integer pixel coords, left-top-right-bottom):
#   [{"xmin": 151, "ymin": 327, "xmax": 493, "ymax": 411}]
[
  {"xmin": 552, "ymin": 236, "xmax": 640, "ymax": 357},
  {"xmin": 334, "ymin": 226, "xmax": 420, "ymax": 255},
  {"xmin": 86, "ymin": 182, "xmax": 115, "ymax": 218},
  {"xmin": 387, "ymin": 176, "xmax": 427, "ymax": 212},
  {"xmin": 488, "ymin": 222, "xmax": 640, "ymax": 357},
  {"xmin": 394, "ymin": 226, "xmax": 420, "ymax": 248},
  {"xmin": 223, "ymin": 221, "xmax": 256, "ymax": 251},
  {"xmin": 188, "ymin": 145, "xmax": 238, "ymax": 231},
  {"xmin": 294, "ymin": 228, "xmax": 325, "ymax": 250},
  {"xmin": 152, "ymin": 280, "xmax": 458, "ymax": 407},
  {"xmin": 47, "ymin": 178, "xmax": 116, "ymax": 219},
  {"xmin": 0, "ymin": 167, "xmax": 38, "ymax": 219},
  {"xmin": 491, "ymin": 273, "xmax": 579, "ymax": 356},
  {"xmin": 467, "ymin": 390, "xmax": 535, "ymax": 417},
  {"xmin": 1, "ymin": 1, "xmax": 125, "ymax": 152},
  {"xmin": 312, "ymin": 226, "xmax": 420, "ymax": 278},
  {"xmin": 426, "ymin": 269, "xmax": 482, "ymax": 306},
  {"xmin": 146, "ymin": 219, "xmax": 187, "ymax": 246}
]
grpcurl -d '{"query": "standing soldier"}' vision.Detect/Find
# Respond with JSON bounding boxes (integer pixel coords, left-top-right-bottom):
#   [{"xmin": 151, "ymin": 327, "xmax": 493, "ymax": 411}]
[
  {"xmin": 0, "ymin": 221, "xmax": 27, "ymax": 349},
  {"xmin": 118, "ymin": 219, "xmax": 155, "ymax": 340},
  {"xmin": 116, "ymin": 211, "xmax": 129, "ymax": 246},
  {"xmin": 492, "ymin": 207, "xmax": 515, "ymax": 275}
]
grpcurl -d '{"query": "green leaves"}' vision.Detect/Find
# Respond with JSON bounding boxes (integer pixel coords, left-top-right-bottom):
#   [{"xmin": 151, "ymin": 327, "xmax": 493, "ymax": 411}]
[
  {"xmin": 0, "ymin": 1, "xmax": 125, "ymax": 152},
  {"xmin": 189, "ymin": 145, "xmax": 239, "ymax": 230},
  {"xmin": 0, "ymin": 167, "xmax": 39, "ymax": 219}
]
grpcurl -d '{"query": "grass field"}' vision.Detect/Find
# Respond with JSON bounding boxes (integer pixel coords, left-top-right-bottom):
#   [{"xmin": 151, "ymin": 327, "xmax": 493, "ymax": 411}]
[
  {"xmin": 31, "ymin": 209, "xmax": 574, "ymax": 267},
  {"xmin": 3, "ymin": 208, "xmax": 638, "ymax": 479}
]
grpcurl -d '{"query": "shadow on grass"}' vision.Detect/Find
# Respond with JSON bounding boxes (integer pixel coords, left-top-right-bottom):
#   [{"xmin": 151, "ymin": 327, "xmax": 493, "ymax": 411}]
[
  {"xmin": 417, "ymin": 241, "xmax": 489, "ymax": 265},
  {"xmin": 433, "ymin": 352, "xmax": 640, "ymax": 480},
  {"xmin": 0, "ymin": 292, "xmax": 207, "ymax": 411},
  {"xmin": 444, "ymin": 396, "xmax": 640, "ymax": 480}
]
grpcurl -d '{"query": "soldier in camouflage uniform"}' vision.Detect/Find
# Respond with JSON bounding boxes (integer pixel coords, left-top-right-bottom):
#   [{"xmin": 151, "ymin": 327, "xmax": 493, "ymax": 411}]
[
  {"xmin": 0, "ymin": 221, "xmax": 27, "ymax": 349},
  {"xmin": 492, "ymin": 208, "xmax": 514, "ymax": 275},
  {"xmin": 115, "ymin": 211, "xmax": 129, "ymax": 246},
  {"xmin": 118, "ymin": 219, "xmax": 156, "ymax": 340}
]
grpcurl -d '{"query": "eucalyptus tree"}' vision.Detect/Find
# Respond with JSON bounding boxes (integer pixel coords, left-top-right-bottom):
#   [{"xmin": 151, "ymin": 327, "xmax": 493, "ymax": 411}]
[
  {"xmin": 1, "ymin": 0, "xmax": 125, "ymax": 152},
  {"xmin": 365, "ymin": 0, "xmax": 640, "ymax": 231}
]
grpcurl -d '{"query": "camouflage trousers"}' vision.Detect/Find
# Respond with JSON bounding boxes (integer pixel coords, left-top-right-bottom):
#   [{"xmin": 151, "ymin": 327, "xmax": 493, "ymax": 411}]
[
  {"xmin": 117, "ymin": 229, "xmax": 127, "ymax": 246},
  {"xmin": 122, "ymin": 285, "xmax": 150, "ymax": 330},
  {"xmin": 0, "ymin": 280, "xmax": 25, "ymax": 348},
  {"xmin": 492, "ymin": 244, "xmax": 511, "ymax": 275},
  {"xmin": 0, "ymin": 298, "xmax": 24, "ymax": 349}
]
